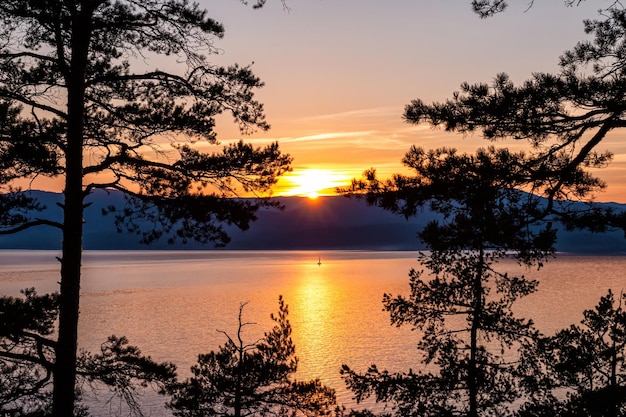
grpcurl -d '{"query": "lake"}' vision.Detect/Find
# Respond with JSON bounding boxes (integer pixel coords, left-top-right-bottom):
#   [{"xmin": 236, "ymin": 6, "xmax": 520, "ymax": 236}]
[{"xmin": 0, "ymin": 250, "xmax": 625, "ymax": 416}]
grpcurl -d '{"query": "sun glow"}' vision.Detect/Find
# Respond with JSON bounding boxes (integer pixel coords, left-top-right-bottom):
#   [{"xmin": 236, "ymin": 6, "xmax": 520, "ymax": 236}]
[{"xmin": 279, "ymin": 168, "xmax": 352, "ymax": 199}]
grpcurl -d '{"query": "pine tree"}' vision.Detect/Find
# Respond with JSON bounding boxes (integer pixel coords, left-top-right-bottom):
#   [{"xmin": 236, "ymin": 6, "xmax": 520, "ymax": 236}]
[
  {"xmin": 341, "ymin": 146, "xmax": 559, "ymax": 417},
  {"xmin": 169, "ymin": 296, "xmax": 340, "ymax": 417},
  {"xmin": 0, "ymin": 1, "xmax": 291, "ymax": 414}
]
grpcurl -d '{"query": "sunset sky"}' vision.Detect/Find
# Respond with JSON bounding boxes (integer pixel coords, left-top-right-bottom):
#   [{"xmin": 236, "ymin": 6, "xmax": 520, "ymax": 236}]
[{"xmin": 193, "ymin": 0, "xmax": 626, "ymax": 202}]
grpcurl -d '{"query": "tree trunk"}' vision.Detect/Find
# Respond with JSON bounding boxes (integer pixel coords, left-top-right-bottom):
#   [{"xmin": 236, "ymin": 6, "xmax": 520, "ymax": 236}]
[
  {"xmin": 235, "ymin": 330, "xmax": 243, "ymax": 417},
  {"xmin": 609, "ymin": 328, "xmax": 618, "ymax": 417},
  {"xmin": 51, "ymin": 5, "xmax": 91, "ymax": 416},
  {"xmin": 52, "ymin": 183, "xmax": 83, "ymax": 417},
  {"xmin": 468, "ymin": 247, "xmax": 484, "ymax": 417}
]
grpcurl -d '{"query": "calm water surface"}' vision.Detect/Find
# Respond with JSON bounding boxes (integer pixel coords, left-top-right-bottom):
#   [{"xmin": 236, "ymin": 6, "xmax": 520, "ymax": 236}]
[{"xmin": 0, "ymin": 250, "xmax": 624, "ymax": 415}]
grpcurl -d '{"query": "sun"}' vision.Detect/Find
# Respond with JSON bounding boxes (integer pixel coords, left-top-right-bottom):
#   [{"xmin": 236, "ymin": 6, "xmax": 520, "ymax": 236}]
[{"xmin": 280, "ymin": 169, "xmax": 351, "ymax": 199}]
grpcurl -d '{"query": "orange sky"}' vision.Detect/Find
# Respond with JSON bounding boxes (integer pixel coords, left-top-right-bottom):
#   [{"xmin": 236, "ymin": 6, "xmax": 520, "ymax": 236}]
[
  {"xmin": 22, "ymin": 1, "xmax": 626, "ymax": 203},
  {"xmin": 199, "ymin": 0, "xmax": 626, "ymax": 203}
]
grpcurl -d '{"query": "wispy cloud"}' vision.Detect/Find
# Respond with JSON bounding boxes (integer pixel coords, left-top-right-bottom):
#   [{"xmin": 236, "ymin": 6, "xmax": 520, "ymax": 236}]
[
  {"xmin": 281, "ymin": 131, "xmax": 377, "ymax": 143},
  {"xmin": 296, "ymin": 106, "xmax": 402, "ymax": 122}
]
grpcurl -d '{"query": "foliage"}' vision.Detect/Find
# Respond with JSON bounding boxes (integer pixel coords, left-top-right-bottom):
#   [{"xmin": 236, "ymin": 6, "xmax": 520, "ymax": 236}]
[
  {"xmin": 345, "ymin": 146, "xmax": 558, "ymax": 260},
  {"xmin": 404, "ymin": 68, "xmax": 615, "ymax": 204},
  {"xmin": 518, "ymin": 290, "xmax": 626, "ymax": 417},
  {"xmin": 405, "ymin": 4, "xmax": 626, "ymax": 226},
  {"xmin": 0, "ymin": 288, "xmax": 57, "ymax": 416},
  {"xmin": 0, "ymin": 1, "xmax": 291, "ymax": 414},
  {"xmin": 0, "ymin": 189, "xmax": 47, "ymax": 233},
  {"xmin": 0, "ymin": 288, "xmax": 177, "ymax": 417},
  {"xmin": 341, "ymin": 146, "xmax": 555, "ymax": 417},
  {"xmin": 168, "ymin": 296, "xmax": 340, "ymax": 417},
  {"xmin": 469, "ymin": 0, "xmax": 616, "ymax": 18}
]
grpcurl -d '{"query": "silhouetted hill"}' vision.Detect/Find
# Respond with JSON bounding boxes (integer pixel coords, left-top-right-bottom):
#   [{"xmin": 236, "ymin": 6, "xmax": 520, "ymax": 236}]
[
  {"xmin": 224, "ymin": 196, "xmax": 436, "ymax": 250},
  {"xmin": 0, "ymin": 189, "xmax": 625, "ymax": 253}
]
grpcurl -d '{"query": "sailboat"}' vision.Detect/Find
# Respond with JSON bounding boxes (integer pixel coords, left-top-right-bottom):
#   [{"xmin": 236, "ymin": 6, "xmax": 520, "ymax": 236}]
[{"xmin": 317, "ymin": 256, "xmax": 322, "ymax": 266}]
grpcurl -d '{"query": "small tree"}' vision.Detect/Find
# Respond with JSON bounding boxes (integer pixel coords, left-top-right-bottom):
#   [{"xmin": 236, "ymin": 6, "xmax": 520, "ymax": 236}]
[
  {"xmin": 518, "ymin": 290, "xmax": 626, "ymax": 417},
  {"xmin": 0, "ymin": 288, "xmax": 177, "ymax": 417},
  {"xmin": 341, "ymin": 146, "xmax": 567, "ymax": 417},
  {"xmin": 168, "ymin": 296, "xmax": 340, "ymax": 417}
]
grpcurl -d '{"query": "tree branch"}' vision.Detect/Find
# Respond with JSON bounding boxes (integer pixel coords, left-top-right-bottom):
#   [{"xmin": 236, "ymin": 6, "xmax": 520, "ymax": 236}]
[
  {"xmin": 0, "ymin": 218, "xmax": 63, "ymax": 235},
  {"xmin": 0, "ymin": 89, "xmax": 67, "ymax": 119}
]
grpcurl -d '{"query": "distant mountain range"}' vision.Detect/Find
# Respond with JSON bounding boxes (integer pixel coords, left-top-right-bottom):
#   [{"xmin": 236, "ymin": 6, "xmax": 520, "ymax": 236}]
[{"xmin": 1, "ymin": 189, "xmax": 625, "ymax": 254}]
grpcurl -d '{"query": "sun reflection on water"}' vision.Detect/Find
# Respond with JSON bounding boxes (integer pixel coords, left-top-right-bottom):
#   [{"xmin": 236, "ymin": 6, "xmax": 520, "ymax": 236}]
[
  {"xmin": 284, "ymin": 258, "xmax": 413, "ymax": 406},
  {"xmin": 289, "ymin": 263, "xmax": 339, "ymax": 385}
]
